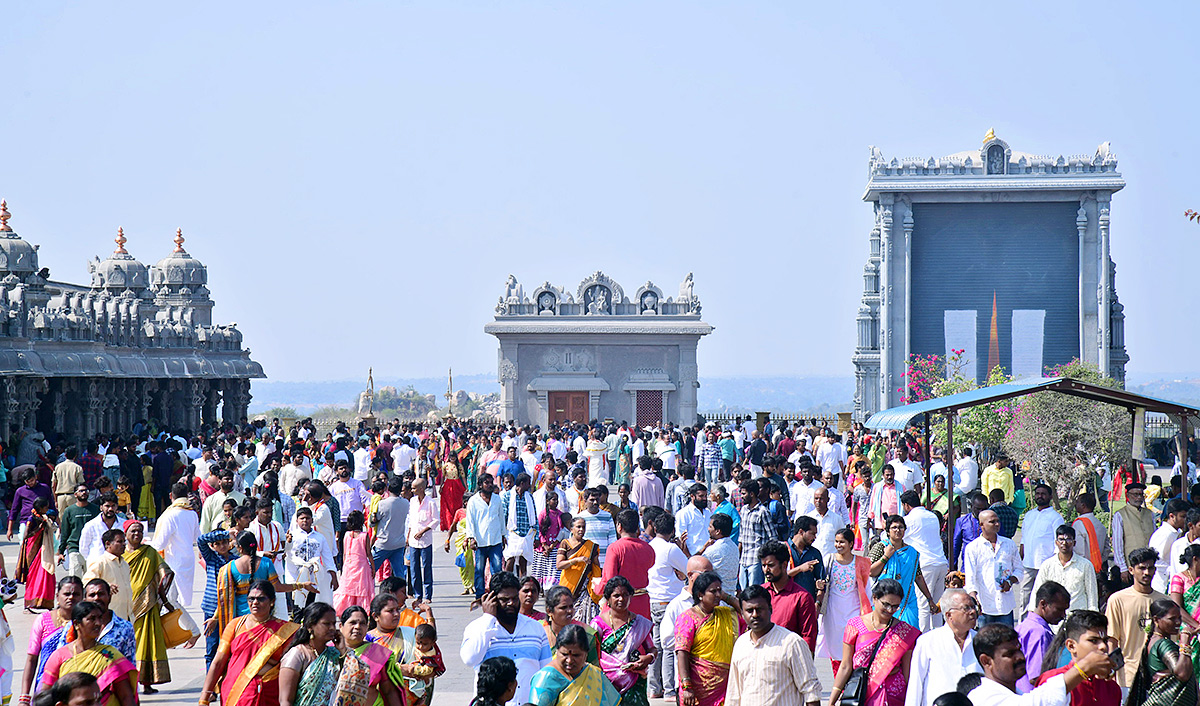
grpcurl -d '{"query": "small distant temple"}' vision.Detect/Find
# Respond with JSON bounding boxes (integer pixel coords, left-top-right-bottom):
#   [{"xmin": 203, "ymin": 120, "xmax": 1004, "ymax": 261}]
[
  {"xmin": 0, "ymin": 201, "xmax": 263, "ymax": 440},
  {"xmin": 484, "ymin": 272, "xmax": 713, "ymax": 429},
  {"xmin": 852, "ymin": 131, "xmax": 1128, "ymax": 420}
]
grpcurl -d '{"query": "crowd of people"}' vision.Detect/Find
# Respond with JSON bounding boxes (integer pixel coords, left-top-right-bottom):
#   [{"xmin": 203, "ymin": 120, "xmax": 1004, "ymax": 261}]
[{"xmin": 4, "ymin": 414, "xmax": 1200, "ymax": 706}]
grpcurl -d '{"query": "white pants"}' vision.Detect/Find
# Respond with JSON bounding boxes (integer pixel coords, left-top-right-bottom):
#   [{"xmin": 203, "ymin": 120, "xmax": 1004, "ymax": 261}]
[
  {"xmin": 918, "ymin": 562, "xmax": 949, "ymax": 631},
  {"xmin": 748, "ymin": 463, "xmax": 763, "ymax": 479}
]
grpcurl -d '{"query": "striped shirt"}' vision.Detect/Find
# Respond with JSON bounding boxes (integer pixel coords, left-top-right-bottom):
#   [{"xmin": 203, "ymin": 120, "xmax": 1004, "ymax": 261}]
[
  {"xmin": 197, "ymin": 529, "xmax": 235, "ymax": 617},
  {"xmin": 459, "ymin": 613, "xmax": 551, "ymax": 706},
  {"xmin": 578, "ymin": 509, "xmax": 617, "ymax": 564},
  {"xmin": 740, "ymin": 503, "xmax": 779, "ymax": 568}
]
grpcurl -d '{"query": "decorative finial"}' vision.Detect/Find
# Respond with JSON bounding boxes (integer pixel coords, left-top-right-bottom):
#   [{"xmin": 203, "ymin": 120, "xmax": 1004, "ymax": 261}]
[
  {"xmin": 983, "ymin": 127, "xmax": 996, "ymax": 144},
  {"xmin": 0, "ymin": 200, "xmax": 11, "ymax": 232},
  {"xmin": 173, "ymin": 228, "xmax": 185, "ymax": 252},
  {"xmin": 114, "ymin": 227, "xmax": 128, "ymax": 254}
]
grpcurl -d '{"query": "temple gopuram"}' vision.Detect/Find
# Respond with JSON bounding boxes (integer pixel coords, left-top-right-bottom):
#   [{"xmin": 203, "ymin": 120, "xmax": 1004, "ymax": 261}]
[{"xmin": 0, "ymin": 200, "xmax": 263, "ymax": 441}]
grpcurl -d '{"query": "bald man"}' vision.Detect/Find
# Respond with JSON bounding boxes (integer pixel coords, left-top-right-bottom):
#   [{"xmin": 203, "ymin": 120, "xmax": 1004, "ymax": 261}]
[
  {"xmin": 962, "ymin": 509, "xmax": 1022, "ymax": 626},
  {"xmin": 658, "ymin": 555, "xmax": 714, "ymax": 700}
]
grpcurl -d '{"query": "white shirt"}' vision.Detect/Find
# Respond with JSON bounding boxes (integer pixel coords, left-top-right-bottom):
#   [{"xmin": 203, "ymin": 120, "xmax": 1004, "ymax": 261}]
[
  {"xmin": 532, "ymin": 487, "xmax": 567, "ymax": 520},
  {"xmin": 903, "ymin": 505, "xmax": 950, "ymax": 571},
  {"xmin": 352, "ymin": 447, "xmax": 373, "ymax": 482},
  {"xmin": 906, "ymin": 625, "xmax": 982, "ymax": 706},
  {"xmin": 816, "ymin": 442, "xmax": 847, "ymax": 478},
  {"xmin": 647, "ymin": 536, "xmax": 688, "ymax": 602},
  {"xmin": 725, "ymin": 623, "xmax": 822, "ymax": 706},
  {"xmin": 956, "ymin": 456, "xmax": 979, "ymax": 494},
  {"xmin": 789, "ymin": 479, "xmax": 824, "ymax": 519},
  {"xmin": 891, "ymin": 459, "xmax": 924, "ymax": 489},
  {"xmin": 392, "ymin": 445, "xmax": 417, "ymax": 473},
  {"xmin": 80, "ymin": 513, "xmax": 126, "ymax": 563},
  {"xmin": 676, "ymin": 504, "xmax": 714, "ymax": 555},
  {"xmin": 1027, "ymin": 553, "xmax": 1098, "ymax": 613},
  {"xmin": 659, "ymin": 445, "xmax": 678, "ymax": 471},
  {"xmin": 963, "ymin": 534, "xmax": 1021, "ymax": 616},
  {"xmin": 149, "ymin": 504, "xmax": 200, "ymax": 607},
  {"xmin": 465, "ymin": 492, "xmax": 505, "ymax": 547},
  {"xmin": 406, "ymin": 495, "xmax": 439, "ymax": 548},
  {"xmin": 459, "ymin": 613, "xmax": 551, "ymax": 706},
  {"xmin": 660, "ymin": 588, "xmax": 694, "ymax": 656},
  {"xmin": 1021, "ymin": 506, "xmax": 1066, "ymax": 569},
  {"xmin": 805, "ymin": 509, "xmax": 843, "ymax": 559},
  {"xmin": 1170, "ymin": 533, "xmax": 1200, "ymax": 579},
  {"xmin": 967, "ymin": 674, "xmax": 1069, "ymax": 706},
  {"xmin": 1150, "ymin": 523, "xmax": 1182, "ymax": 593},
  {"xmin": 703, "ymin": 536, "xmax": 740, "ymax": 592},
  {"xmin": 548, "ymin": 439, "xmax": 567, "ymax": 462}
]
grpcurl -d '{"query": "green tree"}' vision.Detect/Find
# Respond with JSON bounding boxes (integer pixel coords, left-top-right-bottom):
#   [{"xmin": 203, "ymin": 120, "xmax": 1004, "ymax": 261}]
[
  {"xmin": 1003, "ymin": 359, "xmax": 1130, "ymax": 502},
  {"xmin": 903, "ymin": 351, "xmax": 1013, "ymax": 458},
  {"xmin": 263, "ymin": 406, "xmax": 298, "ymax": 419}
]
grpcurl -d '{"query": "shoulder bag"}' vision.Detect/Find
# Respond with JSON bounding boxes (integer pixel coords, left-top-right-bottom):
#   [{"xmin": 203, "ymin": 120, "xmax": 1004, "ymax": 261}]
[{"xmin": 839, "ymin": 617, "xmax": 894, "ymax": 706}]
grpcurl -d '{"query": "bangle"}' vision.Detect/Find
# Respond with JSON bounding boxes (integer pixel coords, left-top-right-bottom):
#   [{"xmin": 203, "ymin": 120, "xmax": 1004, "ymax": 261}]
[{"xmin": 1074, "ymin": 663, "xmax": 1090, "ymax": 681}]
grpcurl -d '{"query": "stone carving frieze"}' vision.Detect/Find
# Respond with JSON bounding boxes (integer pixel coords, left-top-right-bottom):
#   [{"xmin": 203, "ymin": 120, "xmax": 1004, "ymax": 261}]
[{"xmin": 541, "ymin": 347, "xmax": 596, "ymax": 373}]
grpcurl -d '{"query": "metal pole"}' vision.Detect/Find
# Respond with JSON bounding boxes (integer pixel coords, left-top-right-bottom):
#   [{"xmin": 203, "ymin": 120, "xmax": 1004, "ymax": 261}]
[
  {"xmin": 946, "ymin": 410, "xmax": 957, "ymax": 570},
  {"xmin": 1130, "ymin": 408, "xmax": 1139, "ymax": 484},
  {"xmin": 1179, "ymin": 414, "xmax": 1191, "ymax": 488},
  {"xmin": 923, "ymin": 413, "xmax": 932, "ymax": 506}
]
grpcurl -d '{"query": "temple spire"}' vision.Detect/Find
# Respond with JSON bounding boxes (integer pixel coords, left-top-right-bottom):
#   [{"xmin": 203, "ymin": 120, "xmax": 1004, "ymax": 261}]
[
  {"xmin": 114, "ymin": 227, "xmax": 128, "ymax": 254},
  {"xmin": 173, "ymin": 227, "xmax": 185, "ymax": 253},
  {"xmin": 0, "ymin": 200, "xmax": 11, "ymax": 232}
]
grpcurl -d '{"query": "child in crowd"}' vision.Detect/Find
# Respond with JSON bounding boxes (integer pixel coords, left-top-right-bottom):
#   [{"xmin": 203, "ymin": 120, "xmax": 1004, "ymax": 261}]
[
  {"xmin": 115, "ymin": 477, "xmax": 133, "ymax": 518},
  {"xmin": 137, "ymin": 454, "xmax": 156, "ymax": 520},
  {"xmin": 333, "ymin": 510, "xmax": 374, "ymax": 613},
  {"xmin": 407, "ymin": 622, "xmax": 445, "ymax": 706}
]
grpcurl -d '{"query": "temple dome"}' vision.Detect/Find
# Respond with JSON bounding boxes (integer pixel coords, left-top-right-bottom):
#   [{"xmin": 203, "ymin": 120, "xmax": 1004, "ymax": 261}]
[
  {"xmin": 0, "ymin": 200, "xmax": 40, "ymax": 277},
  {"xmin": 150, "ymin": 228, "xmax": 208, "ymax": 293},
  {"xmin": 90, "ymin": 228, "xmax": 149, "ymax": 290}
]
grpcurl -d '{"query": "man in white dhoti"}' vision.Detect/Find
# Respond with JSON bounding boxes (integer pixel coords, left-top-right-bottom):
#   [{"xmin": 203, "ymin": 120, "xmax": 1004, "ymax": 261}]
[
  {"xmin": 150, "ymin": 482, "xmax": 201, "ymax": 607},
  {"xmin": 251, "ymin": 497, "xmax": 288, "ymax": 619},
  {"xmin": 501, "ymin": 472, "xmax": 537, "ymax": 576},
  {"xmin": 286, "ymin": 506, "xmax": 337, "ymax": 607}
]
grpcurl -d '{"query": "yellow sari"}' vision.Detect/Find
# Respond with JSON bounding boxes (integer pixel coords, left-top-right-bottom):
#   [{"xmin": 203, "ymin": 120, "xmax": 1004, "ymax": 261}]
[
  {"xmin": 529, "ymin": 663, "xmax": 620, "ymax": 706},
  {"xmin": 124, "ymin": 544, "xmax": 171, "ymax": 683}
]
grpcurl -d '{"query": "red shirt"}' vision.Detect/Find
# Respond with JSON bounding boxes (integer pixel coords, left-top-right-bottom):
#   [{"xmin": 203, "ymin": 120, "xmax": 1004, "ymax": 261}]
[
  {"xmin": 1037, "ymin": 663, "xmax": 1121, "ymax": 706},
  {"xmin": 601, "ymin": 536, "xmax": 655, "ymax": 620},
  {"xmin": 763, "ymin": 579, "xmax": 818, "ymax": 653}
]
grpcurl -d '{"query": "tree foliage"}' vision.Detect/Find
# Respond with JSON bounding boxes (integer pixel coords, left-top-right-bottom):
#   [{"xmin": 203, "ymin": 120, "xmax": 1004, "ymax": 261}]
[
  {"xmin": 902, "ymin": 351, "xmax": 1013, "ymax": 459},
  {"xmin": 1003, "ymin": 359, "xmax": 1130, "ymax": 501}
]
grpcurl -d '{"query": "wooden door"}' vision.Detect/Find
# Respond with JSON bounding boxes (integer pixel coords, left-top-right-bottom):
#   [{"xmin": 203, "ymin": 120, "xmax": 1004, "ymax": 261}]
[{"xmin": 549, "ymin": 392, "xmax": 588, "ymax": 425}]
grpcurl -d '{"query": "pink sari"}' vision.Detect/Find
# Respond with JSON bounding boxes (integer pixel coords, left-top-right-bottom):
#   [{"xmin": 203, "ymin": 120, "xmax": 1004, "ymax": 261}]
[{"xmin": 843, "ymin": 615, "xmax": 920, "ymax": 706}]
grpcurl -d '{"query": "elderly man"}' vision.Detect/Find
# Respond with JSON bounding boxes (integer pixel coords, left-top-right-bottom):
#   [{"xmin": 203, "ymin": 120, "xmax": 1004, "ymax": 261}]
[
  {"xmin": 805, "ymin": 486, "xmax": 842, "ymax": 559},
  {"xmin": 905, "ymin": 588, "xmax": 983, "ymax": 706},
  {"xmin": 660, "ymin": 555, "xmax": 714, "ymax": 700},
  {"xmin": 1111, "ymin": 482, "xmax": 1156, "ymax": 583}
]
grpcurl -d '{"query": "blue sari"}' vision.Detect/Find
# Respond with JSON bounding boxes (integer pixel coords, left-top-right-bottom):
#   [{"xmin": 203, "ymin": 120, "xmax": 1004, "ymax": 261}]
[
  {"xmin": 877, "ymin": 542, "xmax": 921, "ymax": 628},
  {"xmin": 529, "ymin": 663, "xmax": 620, "ymax": 706}
]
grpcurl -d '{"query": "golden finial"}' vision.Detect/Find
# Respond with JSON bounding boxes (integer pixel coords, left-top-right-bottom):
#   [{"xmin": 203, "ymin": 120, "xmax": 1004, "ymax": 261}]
[
  {"xmin": 114, "ymin": 227, "xmax": 128, "ymax": 254},
  {"xmin": 983, "ymin": 128, "xmax": 996, "ymax": 144},
  {"xmin": 0, "ymin": 200, "xmax": 11, "ymax": 232},
  {"xmin": 173, "ymin": 227, "xmax": 185, "ymax": 253}
]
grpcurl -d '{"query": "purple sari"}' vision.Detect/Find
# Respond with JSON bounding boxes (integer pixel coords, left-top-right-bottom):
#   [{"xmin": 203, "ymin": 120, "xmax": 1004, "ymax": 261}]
[{"xmin": 591, "ymin": 612, "xmax": 654, "ymax": 694}]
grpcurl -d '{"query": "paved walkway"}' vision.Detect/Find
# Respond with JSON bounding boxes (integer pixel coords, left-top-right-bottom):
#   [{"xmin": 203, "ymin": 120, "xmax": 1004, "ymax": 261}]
[{"xmin": 3, "ymin": 528, "xmax": 837, "ymax": 706}]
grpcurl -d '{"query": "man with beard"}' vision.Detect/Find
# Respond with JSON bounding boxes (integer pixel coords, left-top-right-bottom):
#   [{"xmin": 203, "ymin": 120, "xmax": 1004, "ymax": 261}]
[
  {"xmin": 759, "ymin": 539, "xmax": 818, "ymax": 653},
  {"xmin": 79, "ymin": 492, "xmax": 126, "ymax": 564},
  {"xmin": 675, "ymin": 483, "xmax": 713, "ymax": 555},
  {"xmin": 460, "ymin": 571, "xmax": 551, "ymax": 706}
]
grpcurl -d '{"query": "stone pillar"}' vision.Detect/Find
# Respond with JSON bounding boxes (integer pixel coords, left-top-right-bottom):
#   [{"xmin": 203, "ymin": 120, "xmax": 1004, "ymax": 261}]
[
  {"xmin": 1097, "ymin": 197, "xmax": 1112, "ymax": 377},
  {"xmin": 188, "ymin": 380, "xmax": 206, "ymax": 432},
  {"xmin": 2, "ymin": 378, "xmax": 17, "ymax": 438},
  {"xmin": 139, "ymin": 380, "xmax": 154, "ymax": 428},
  {"xmin": 84, "ymin": 380, "xmax": 102, "ymax": 441},
  {"xmin": 221, "ymin": 381, "xmax": 236, "ymax": 424},
  {"xmin": 52, "ymin": 386, "xmax": 65, "ymax": 434},
  {"xmin": 878, "ymin": 197, "xmax": 894, "ymax": 409}
]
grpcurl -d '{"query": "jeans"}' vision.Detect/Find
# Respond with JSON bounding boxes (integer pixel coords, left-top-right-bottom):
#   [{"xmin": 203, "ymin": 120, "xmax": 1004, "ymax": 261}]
[
  {"xmin": 372, "ymin": 545, "xmax": 406, "ymax": 577},
  {"xmin": 738, "ymin": 564, "xmax": 764, "ymax": 591},
  {"xmin": 649, "ymin": 601, "xmax": 676, "ymax": 697},
  {"xmin": 203, "ymin": 610, "xmax": 220, "ymax": 667},
  {"xmin": 408, "ymin": 545, "xmax": 433, "ymax": 600},
  {"xmin": 474, "ymin": 543, "xmax": 504, "ymax": 599},
  {"xmin": 979, "ymin": 613, "xmax": 1015, "ymax": 627}
]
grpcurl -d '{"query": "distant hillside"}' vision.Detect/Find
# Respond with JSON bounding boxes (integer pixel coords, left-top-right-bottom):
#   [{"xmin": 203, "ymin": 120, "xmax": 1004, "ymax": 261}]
[
  {"xmin": 251, "ymin": 373, "xmax": 855, "ymax": 416},
  {"xmin": 1127, "ymin": 375, "xmax": 1200, "ymax": 408}
]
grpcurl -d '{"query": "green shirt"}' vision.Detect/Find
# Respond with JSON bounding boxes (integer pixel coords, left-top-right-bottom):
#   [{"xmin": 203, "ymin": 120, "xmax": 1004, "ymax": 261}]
[{"xmin": 59, "ymin": 502, "xmax": 99, "ymax": 553}]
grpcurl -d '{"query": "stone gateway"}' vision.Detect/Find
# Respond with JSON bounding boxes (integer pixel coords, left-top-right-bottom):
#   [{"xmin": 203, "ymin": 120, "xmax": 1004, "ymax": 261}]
[{"xmin": 485, "ymin": 271, "xmax": 712, "ymax": 429}]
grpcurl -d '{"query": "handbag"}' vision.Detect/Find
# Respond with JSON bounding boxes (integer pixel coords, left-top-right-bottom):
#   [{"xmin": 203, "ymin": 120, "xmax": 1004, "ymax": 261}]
[
  {"xmin": 454, "ymin": 551, "xmax": 466, "ymax": 568},
  {"xmin": 160, "ymin": 600, "xmax": 194, "ymax": 649},
  {"xmin": 839, "ymin": 617, "xmax": 895, "ymax": 706}
]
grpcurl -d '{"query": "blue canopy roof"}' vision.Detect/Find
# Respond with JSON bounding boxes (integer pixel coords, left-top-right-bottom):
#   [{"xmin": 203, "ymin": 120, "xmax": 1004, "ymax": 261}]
[{"xmin": 865, "ymin": 376, "xmax": 1200, "ymax": 431}]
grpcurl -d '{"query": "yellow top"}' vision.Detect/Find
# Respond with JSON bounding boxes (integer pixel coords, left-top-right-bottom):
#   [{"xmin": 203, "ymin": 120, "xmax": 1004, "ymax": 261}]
[{"xmin": 981, "ymin": 464, "xmax": 1014, "ymax": 504}]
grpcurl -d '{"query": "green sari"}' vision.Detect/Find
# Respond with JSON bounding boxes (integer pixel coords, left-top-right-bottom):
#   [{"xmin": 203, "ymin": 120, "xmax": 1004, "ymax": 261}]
[
  {"xmin": 1135, "ymin": 636, "xmax": 1198, "ymax": 706},
  {"xmin": 295, "ymin": 646, "xmax": 342, "ymax": 706},
  {"xmin": 1183, "ymin": 579, "xmax": 1200, "ymax": 672}
]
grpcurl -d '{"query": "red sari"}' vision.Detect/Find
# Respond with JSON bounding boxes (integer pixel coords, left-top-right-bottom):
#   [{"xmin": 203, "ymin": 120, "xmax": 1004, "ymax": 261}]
[
  {"xmin": 16, "ymin": 514, "xmax": 56, "ymax": 610},
  {"xmin": 219, "ymin": 615, "xmax": 299, "ymax": 706},
  {"xmin": 439, "ymin": 456, "xmax": 466, "ymax": 531}
]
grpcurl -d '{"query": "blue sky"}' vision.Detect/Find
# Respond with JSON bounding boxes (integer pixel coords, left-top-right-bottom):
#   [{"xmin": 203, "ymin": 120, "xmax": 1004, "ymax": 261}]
[{"xmin": 3, "ymin": 2, "xmax": 1197, "ymax": 382}]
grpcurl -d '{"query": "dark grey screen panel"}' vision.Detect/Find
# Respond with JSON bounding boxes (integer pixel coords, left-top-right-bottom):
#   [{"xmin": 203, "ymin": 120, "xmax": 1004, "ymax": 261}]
[{"xmin": 909, "ymin": 202, "xmax": 1079, "ymax": 382}]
